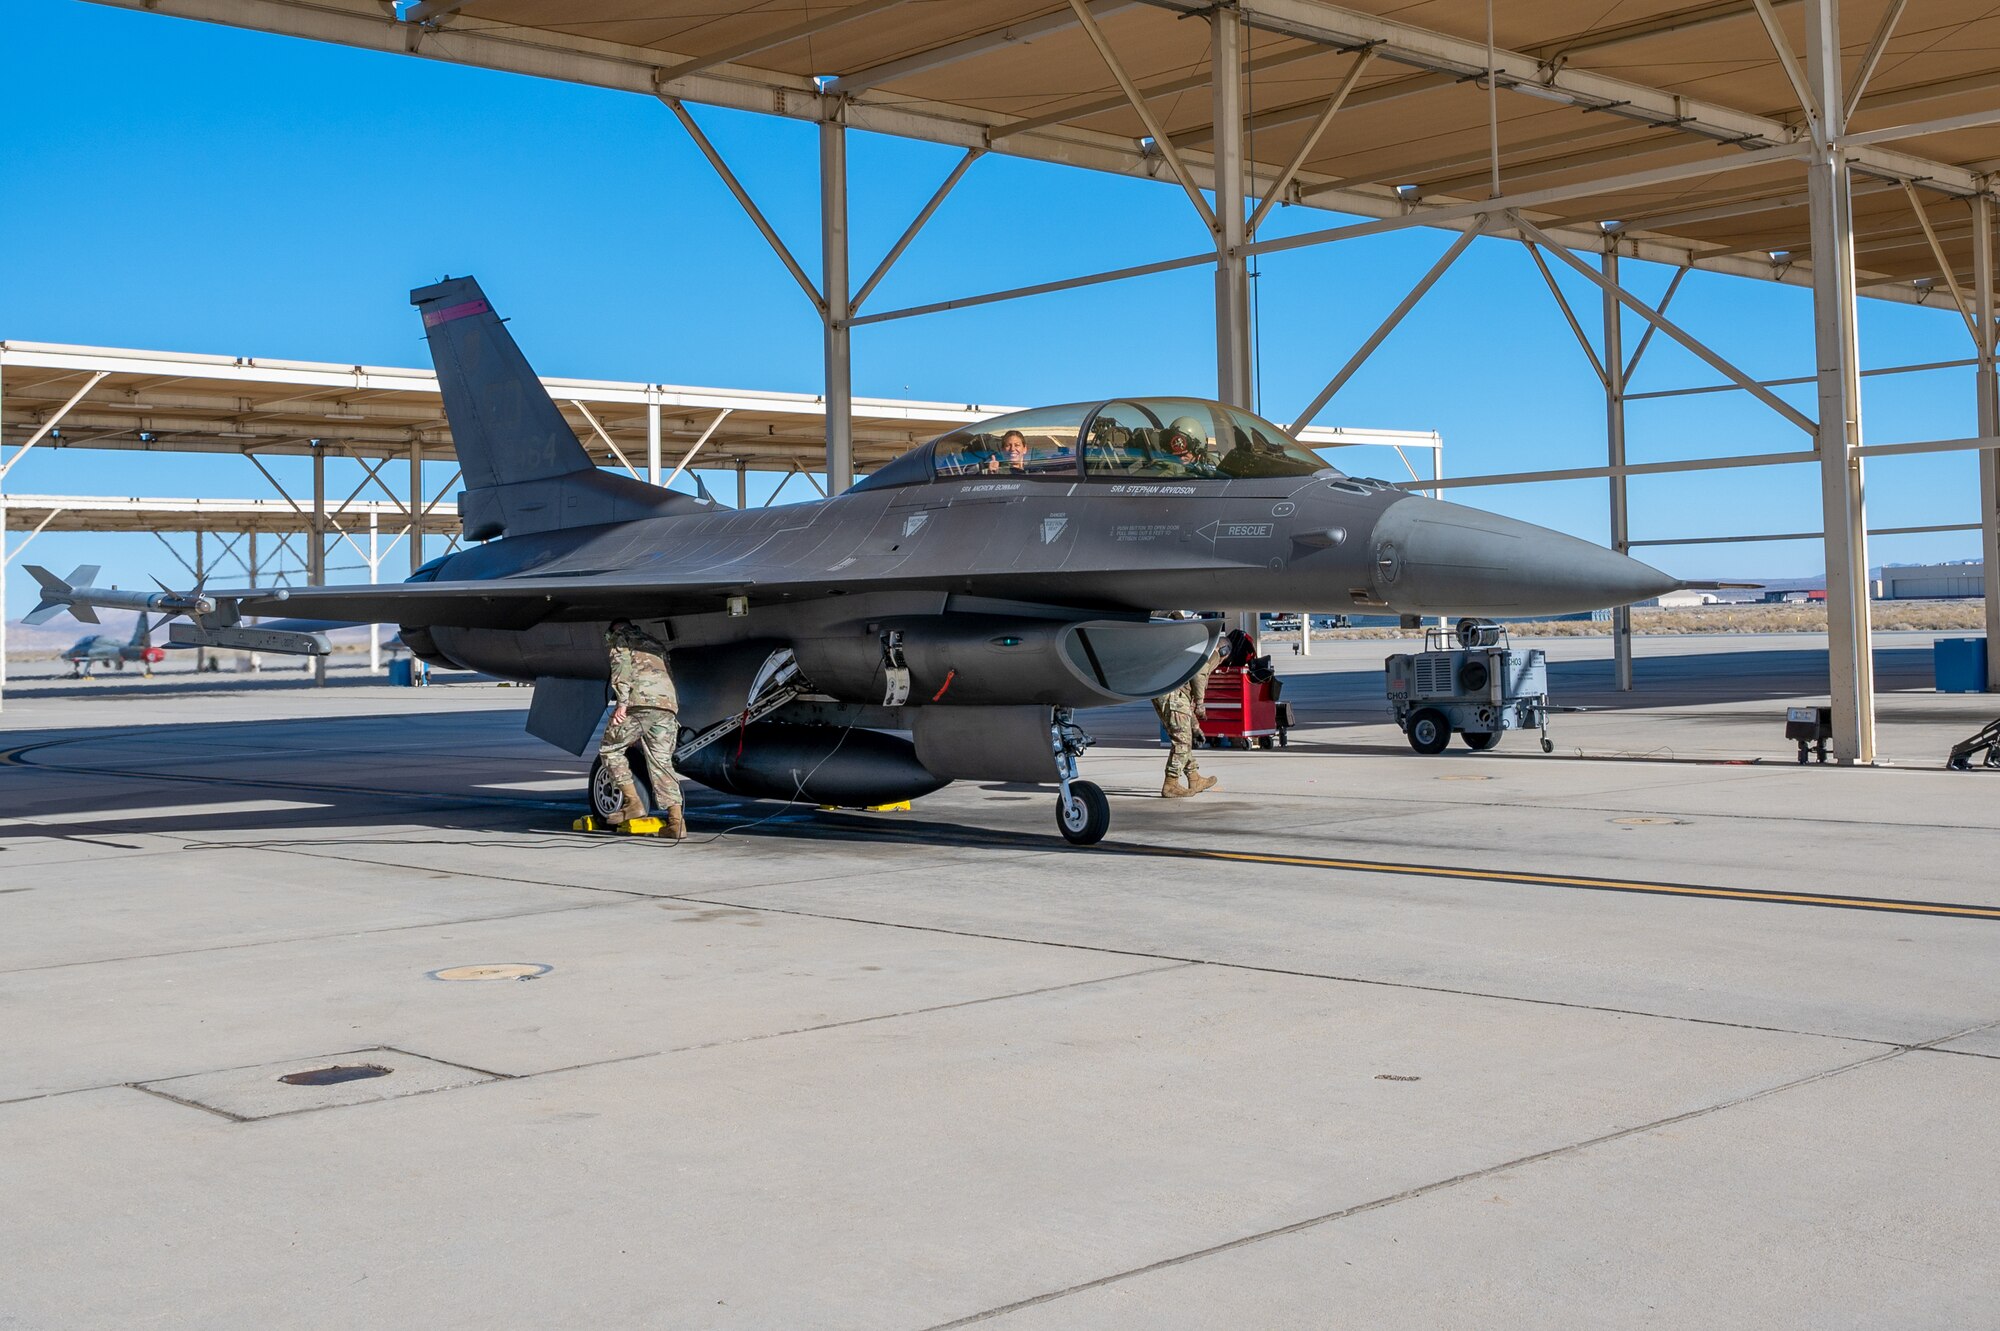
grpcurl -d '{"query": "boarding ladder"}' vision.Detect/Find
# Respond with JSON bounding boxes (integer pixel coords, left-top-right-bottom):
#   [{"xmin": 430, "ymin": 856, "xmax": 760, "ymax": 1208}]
[{"xmin": 673, "ymin": 649, "xmax": 812, "ymax": 763}]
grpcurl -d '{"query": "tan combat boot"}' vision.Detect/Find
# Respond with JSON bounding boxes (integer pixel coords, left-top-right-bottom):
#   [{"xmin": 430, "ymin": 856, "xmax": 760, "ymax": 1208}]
[
  {"xmin": 665, "ymin": 805, "xmax": 686, "ymax": 841},
  {"xmin": 608, "ymin": 777, "xmax": 644, "ymax": 825},
  {"xmin": 1185, "ymin": 773, "xmax": 1219, "ymax": 796},
  {"xmin": 1162, "ymin": 776, "xmax": 1192, "ymax": 797}
]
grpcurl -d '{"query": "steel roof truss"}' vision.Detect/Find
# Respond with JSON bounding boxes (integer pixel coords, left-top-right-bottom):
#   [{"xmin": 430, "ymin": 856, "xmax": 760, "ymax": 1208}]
[
  {"xmin": 1177, "ymin": 0, "xmax": 1976, "ymax": 194},
  {"xmin": 1065, "ymin": 0, "xmax": 1217, "ymax": 234},
  {"xmin": 653, "ymin": 0, "xmax": 912, "ymax": 86},
  {"xmin": 1513, "ymin": 212, "xmax": 1816, "ymax": 435},
  {"xmin": 827, "ymin": 1, "xmax": 1139, "ymax": 94},
  {"xmin": 1248, "ymin": 47, "xmax": 1373, "ymax": 234}
]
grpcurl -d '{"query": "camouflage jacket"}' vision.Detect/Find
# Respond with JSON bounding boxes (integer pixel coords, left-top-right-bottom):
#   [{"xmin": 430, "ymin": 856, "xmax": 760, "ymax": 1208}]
[
  {"xmin": 1188, "ymin": 650, "xmax": 1219, "ymax": 716},
  {"xmin": 606, "ymin": 623, "xmax": 677, "ymax": 712}
]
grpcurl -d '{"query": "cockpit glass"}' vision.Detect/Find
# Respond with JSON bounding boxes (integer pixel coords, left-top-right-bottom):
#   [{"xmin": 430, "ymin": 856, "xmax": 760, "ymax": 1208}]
[
  {"xmin": 1080, "ymin": 399, "xmax": 1334, "ymax": 481},
  {"xmin": 1083, "ymin": 399, "xmax": 1224, "ymax": 479},
  {"xmin": 929, "ymin": 404, "xmax": 1087, "ymax": 479},
  {"xmin": 1215, "ymin": 406, "xmax": 1340, "ymax": 478},
  {"xmin": 849, "ymin": 398, "xmax": 1332, "ymax": 492}
]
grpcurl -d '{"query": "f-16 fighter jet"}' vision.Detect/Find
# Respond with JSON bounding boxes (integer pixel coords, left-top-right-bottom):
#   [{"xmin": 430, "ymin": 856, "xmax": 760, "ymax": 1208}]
[{"xmin": 31, "ymin": 277, "xmax": 1682, "ymax": 844}]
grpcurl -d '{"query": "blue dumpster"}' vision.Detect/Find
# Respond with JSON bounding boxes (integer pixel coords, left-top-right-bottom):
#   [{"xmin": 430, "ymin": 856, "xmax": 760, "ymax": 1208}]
[{"xmin": 1934, "ymin": 637, "xmax": 1989, "ymax": 693}]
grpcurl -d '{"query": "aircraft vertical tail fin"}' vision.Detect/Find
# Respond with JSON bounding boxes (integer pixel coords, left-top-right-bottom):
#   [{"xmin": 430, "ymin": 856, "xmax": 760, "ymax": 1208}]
[
  {"xmin": 128, "ymin": 613, "xmax": 151, "ymax": 648},
  {"xmin": 410, "ymin": 276, "xmax": 695, "ymax": 541},
  {"xmin": 411, "ymin": 276, "xmax": 594, "ymax": 491}
]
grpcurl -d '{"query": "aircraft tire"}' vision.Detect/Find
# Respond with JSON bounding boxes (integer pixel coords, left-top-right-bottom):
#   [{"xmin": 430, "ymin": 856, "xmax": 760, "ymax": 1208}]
[
  {"xmin": 1056, "ymin": 780, "xmax": 1110, "ymax": 846},
  {"xmin": 587, "ymin": 751, "xmax": 654, "ymax": 821},
  {"xmin": 1406, "ymin": 708, "xmax": 1451, "ymax": 755}
]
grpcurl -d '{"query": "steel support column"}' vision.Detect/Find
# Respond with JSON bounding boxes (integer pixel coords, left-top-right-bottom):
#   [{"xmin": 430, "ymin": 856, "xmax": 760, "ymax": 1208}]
[
  {"xmin": 0, "ymin": 491, "xmax": 8, "ymax": 714},
  {"xmin": 312, "ymin": 443, "xmax": 327, "ymax": 687},
  {"xmin": 1975, "ymin": 193, "xmax": 2000, "ymax": 689},
  {"xmin": 736, "ymin": 459, "xmax": 749, "ymax": 510},
  {"xmin": 1804, "ymin": 0, "xmax": 1874, "ymax": 762},
  {"xmin": 646, "ymin": 401, "xmax": 662, "ymax": 486},
  {"xmin": 368, "ymin": 510, "xmax": 381, "ymax": 674},
  {"xmin": 1211, "ymin": 4, "xmax": 1251, "ymax": 408},
  {"xmin": 1603, "ymin": 245, "xmax": 1633, "ymax": 691},
  {"xmin": 194, "ymin": 530, "xmax": 207, "ymax": 675},
  {"xmin": 0, "ymin": 357, "xmax": 7, "ymax": 712},
  {"xmin": 820, "ymin": 109, "xmax": 855, "ymax": 494},
  {"xmin": 410, "ymin": 439, "xmax": 424, "ymax": 575}
]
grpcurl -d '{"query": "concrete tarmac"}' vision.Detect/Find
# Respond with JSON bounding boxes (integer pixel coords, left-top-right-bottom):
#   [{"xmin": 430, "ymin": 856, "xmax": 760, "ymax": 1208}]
[{"xmin": 2, "ymin": 634, "xmax": 1995, "ymax": 1328}]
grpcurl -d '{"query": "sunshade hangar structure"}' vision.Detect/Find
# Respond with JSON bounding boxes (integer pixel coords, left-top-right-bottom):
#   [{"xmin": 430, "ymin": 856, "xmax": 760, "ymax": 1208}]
[{"xmin": 75, "ymin": 0, "xmax": 2000, "ymax": 762}]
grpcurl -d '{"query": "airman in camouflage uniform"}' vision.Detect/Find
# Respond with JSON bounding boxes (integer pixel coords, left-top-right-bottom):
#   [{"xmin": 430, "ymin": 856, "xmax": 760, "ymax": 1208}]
[
  {"xmin": 1155, "ymin": 635, "xmax": 1221, "ymax": 798},
  {"xmin": 599, "ymin": 618, "xmax": 684, "ymax": 838}
]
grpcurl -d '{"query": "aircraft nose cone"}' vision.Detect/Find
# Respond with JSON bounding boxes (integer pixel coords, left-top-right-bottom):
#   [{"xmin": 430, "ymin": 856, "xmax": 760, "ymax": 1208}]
[{"xmin": 1370, "ymin": 496, "xmax": 1679, "ymax": 616}]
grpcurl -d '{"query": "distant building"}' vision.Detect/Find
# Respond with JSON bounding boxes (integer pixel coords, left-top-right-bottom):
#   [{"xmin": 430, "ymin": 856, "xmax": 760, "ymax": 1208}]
[
  {"xmin": 1874, "ymin": 562, "xmax": 1985, "ymax": 600},
  {"xmin": 1655, "ymin": 590, "xmax": 1720, "ymax": 607},
  {"xmin": 1759, "ymin": 589, "xmax": 1824, "ymax": 604}
]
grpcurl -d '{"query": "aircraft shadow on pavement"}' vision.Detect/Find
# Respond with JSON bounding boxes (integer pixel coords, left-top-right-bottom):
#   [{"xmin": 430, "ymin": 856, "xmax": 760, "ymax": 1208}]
[{"xmin": 4, "ymin": 669, "xmax": 490, "ymax": 704}]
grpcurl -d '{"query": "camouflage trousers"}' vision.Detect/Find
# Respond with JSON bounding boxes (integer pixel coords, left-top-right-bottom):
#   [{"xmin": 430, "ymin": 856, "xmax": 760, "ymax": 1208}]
[
  {"xmin": 1153, "ymin": 688, "xmax": 1203, "ymax": 781},
  {"xmin": 599, "ymin": 706, "xmax": 682, "ymax": 809}
]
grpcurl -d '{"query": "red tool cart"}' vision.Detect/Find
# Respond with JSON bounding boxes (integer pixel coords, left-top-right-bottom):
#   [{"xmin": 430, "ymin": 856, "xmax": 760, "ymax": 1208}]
[{"xmin": 1201, "ymin": 630, "xmax": 1293, "ymax": 750}]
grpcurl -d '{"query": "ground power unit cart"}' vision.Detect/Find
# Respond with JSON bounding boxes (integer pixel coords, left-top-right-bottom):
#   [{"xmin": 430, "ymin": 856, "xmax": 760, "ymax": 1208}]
[{"xmin": 1386, "ymin": 620, "xmax": 1554, "ymax": 755}]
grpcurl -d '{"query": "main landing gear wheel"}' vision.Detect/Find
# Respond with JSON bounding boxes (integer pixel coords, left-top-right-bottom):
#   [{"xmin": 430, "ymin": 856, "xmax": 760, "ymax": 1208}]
[
  {"xmin": 1461, "ymin": 731, "xmax": 1500, "ymax": 751},
  {"xmin": 1406, "ymin": 708, "xmax": 1451, "ymax": 755},
  {"xmin": 1056, "ymin": 780, "xmax": 1110, "ymax": 846},
  {"xmin": 587, "ymin": 751, "xmax": 653, "ymax": 821}
]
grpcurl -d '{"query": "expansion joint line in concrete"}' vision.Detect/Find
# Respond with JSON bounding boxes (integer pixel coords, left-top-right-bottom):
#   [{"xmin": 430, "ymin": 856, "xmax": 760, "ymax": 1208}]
[
  {"xmin": 921, "ymin": 1017, "xmax": 2000, "ymax": 1330},
  {"xmin": 661, "ymin": 893, "xmax": 1962, "ymax": 1049}
]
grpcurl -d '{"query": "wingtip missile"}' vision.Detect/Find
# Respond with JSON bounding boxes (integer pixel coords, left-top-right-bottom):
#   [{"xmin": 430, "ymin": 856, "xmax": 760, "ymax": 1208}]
[{"xmin": 19, "ymin": 563, "xmax": 214, "ymax": 625}]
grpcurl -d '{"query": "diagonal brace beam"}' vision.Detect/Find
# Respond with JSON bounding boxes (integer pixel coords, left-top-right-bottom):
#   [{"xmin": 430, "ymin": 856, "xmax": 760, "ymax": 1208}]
[
  {"xmin": 570, "ymin": 399, "xmax": 641, "ymax": 479},
  {"xmin": 1900, "ymin": 182, "xmax": 1979, "ymax": 346},
  {"xmin": 2, "ymin": 506, "xmax": 65, "ymax": 567},
  {"xmin": 1514, "ymin": 214, "xmax": 1816, "ymax": 434},
  {"xmin": 1, "ymin": 371, "xmax": 109, "ymax": 480},
  {"xmin": 1523, "ymin": 240, "xmax": 1607, "ymax": 385},
  {"xmin": 852, "ymin": 148, "xmax": 983, "ymax": 312},
  {"xmin": 1844, "ymin": 0, "xmax": 1907, "ymax": 123},
  {"xmin": 661, "ymin": 97, "xmax": 826, "ymax": 314},
  {"xmin": 1248, "ymin": 47, "xmax": 1374, "ymax": 235},
  {"xmin": 1288, "ymin": 220, "xmax": 1485, "ymax": 434},
  {"xmin": 664, "ymin": 408, "xmax": 731, "ymax": 490},
  {"xmin": 1067, "ymin": 0, "xmax": 1217, "ymax": 234},
  {"xmin": 1622, "ymin": 265, "xmax": 1688, "ymax": 381},
  {"xmin": 1752, "ymin": 0, "xmax": 1821, "ymax": 128}
]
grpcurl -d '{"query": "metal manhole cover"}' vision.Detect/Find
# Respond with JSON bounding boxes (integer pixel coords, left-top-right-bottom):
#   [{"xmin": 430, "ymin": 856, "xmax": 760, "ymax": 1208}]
[
  {"xmin": 1612, "ymin": 816, "xmax": 1690, "ymax": 826},
  {"xmin": 428, "ymin": 963, "xmax": 551, "ymax": 982},
  {"xmin": 279, "ymin": 1064, "xmax": 391, "ymax": 1087}
]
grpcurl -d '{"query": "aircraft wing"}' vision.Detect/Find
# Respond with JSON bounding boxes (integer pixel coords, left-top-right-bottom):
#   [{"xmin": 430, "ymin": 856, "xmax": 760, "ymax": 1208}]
[{"xmin": 227, "ymin": 573, "xmax": 802, "ymax": 629}]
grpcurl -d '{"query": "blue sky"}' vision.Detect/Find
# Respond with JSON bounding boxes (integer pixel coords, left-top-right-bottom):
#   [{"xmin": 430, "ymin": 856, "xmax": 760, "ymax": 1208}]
[{"xmin": 2, "ymin": 0, "xmax": 1987, "ymax": 614}]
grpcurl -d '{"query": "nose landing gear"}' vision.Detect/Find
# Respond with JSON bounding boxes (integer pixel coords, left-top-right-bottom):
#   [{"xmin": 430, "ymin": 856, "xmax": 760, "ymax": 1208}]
[{"xmin": 1050, "ymin": 708, "xmax": 1108, "ymax": 846}]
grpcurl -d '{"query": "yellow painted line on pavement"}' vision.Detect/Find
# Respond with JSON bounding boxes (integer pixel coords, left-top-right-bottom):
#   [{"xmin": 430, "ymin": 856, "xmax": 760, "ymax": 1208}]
[{"xmin": 1133, "ymin": 845, "xmax": 2000, "ymax": 921}]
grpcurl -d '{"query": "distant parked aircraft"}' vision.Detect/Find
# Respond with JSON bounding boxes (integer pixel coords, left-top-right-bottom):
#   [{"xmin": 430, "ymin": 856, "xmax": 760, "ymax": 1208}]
[{"xmin": 60, "ymin": 612, "xmax": 165, "ymax": 678}]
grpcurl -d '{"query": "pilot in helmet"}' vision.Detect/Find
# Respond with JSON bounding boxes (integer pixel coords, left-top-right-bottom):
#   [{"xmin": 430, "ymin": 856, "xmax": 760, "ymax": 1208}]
[{"xmin": 1158, "ymin": 415, "xmax": 1211, "ymax": 476}]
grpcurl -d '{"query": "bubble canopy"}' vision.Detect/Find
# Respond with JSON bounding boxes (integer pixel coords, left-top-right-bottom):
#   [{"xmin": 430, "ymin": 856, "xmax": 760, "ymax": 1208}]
[{"xmin": 851, "ymin": 398, "xmax": 1341, "ymax": 491}]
